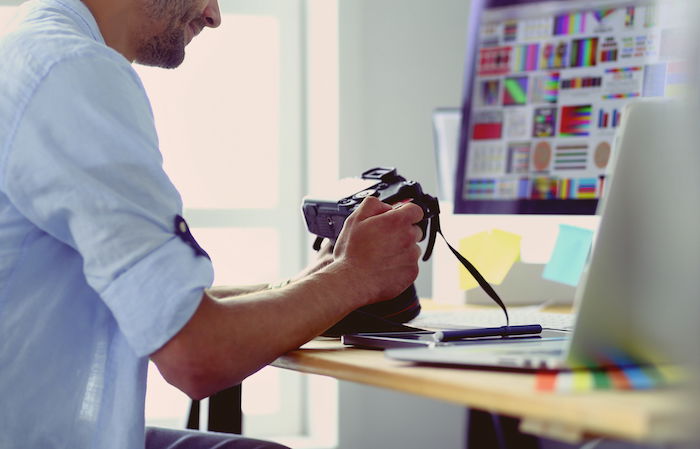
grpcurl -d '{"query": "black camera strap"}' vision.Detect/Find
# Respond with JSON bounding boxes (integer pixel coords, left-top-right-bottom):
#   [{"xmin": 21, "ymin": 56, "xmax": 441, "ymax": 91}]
[{"xmin": 422, "ymin": 200, "xmax": 510, "ymax": 327}]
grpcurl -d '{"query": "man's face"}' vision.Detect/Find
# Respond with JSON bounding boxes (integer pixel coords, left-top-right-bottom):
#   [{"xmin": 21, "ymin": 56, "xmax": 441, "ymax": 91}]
[{"xmin": 134, "ymin": 0, "xmax": 219, "ymax": 69}]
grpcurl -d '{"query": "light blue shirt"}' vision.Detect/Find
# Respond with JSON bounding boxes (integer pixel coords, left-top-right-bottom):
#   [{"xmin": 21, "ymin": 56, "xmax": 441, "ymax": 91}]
[{"xmin": 0, "ymin": 0, "xmax": 214, "ymax": 447}]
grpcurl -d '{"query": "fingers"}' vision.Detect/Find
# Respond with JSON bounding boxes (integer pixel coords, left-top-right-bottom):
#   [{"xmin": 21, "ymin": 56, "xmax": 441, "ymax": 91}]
[
  {"xmin": 411, "ymin": 223, "xmax": 424, "ymax": 243},
  {"xmin": 350, "ymin": 196, "xmax": 424, "ymax": 225},
  {"xmin": 390, "ymin": 200, "xmax": 425, "ymax": 225},
  {"xmin": 331, "ymin": 196, "xmax": 425, "ymax": 303},
  {"xmin": 349, "ymin": 196, "xmax": 392, "ymax": 221},
  {"xmin": 343, "ymin": 197, "xmax": 424, "ymax": 249}
]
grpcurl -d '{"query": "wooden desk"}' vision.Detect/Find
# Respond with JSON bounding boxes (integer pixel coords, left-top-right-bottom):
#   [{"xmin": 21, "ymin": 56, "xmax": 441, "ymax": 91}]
[{"xmin": 272, "ymin": 309, "xmax": 695, "ymax": 444}]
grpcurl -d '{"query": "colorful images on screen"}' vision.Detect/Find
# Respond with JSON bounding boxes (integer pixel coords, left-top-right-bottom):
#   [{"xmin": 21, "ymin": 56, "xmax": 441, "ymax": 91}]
[
  {"xmin": 560, "ymin": 105, "xmax": 592, "ymax": 137},
  {"xmin": 503, "ymin": 76, "xmax": 529, "ymax": 106},
  {"xmin": 625, "ymin": 6, "xmax": 635, "ymax": 28},
  {"xmin": 505, "ymin": 108, "xmax": 531, "ymax": 138},
  {"xmin": 597, "ymin": 108, "xmax": 621, "ymax": 129},
  {"xmin": 533, "ymin": 107, "xmax": 557, "ymax": 138},
  {"xmin": 557, "ymin": 178, "xmax": 576, "ymax": 199},
  {"xmin": 594, "ymin": 142, "xmax": 612, "ymax": 169},
  {"xmin": 577, "ymin": 178, "xmax": 598, "ymax": 198},
  {"xmin": 513, "ymin": 43, "xmax": 540, "ymax": 72},
  {"xmin": 506, "ymin": 142, "xmax": 531, "ymax": 174},
  {"xmin": 541, "ymin": 41, "xmax": 569, "ymax": 69},
  {"xmin": 592, "ymin": 9, "xmax": 616, "ymax": 23},
  {"xmin": 554, "ymin": 12, "xmax": 586, "ymax": 36},
  {"xmin": 469, "ymin": 144, "xmax": 506, "ymax": 175},
  {"xmin": 531, "ymin": 72, "xmax": 560, "ymax": 103},
  {"xmin": 479, "ymin": 47, "xmax": 511, "ymax": 76},
  {"xmin": 504, "ymin": 20, "xmax": 518, "ymax": 42},
  {"xmin": 561, "ymin": 75, "xmax": 602, "ymax": 90},
  {"xmin": 472, "ymin": 111, "xmax": 503, "ymax": 140},
  {"xmin": 531, "ymin": 177, "xmax": 558, "ymax": 199},
  {"xmin": 554, "ymin": 143, "xmax": 588, "ymax": 170},
  {"xmin": 570, "ymin": 38, "xmax": 598, "ymax": 67},
  {"xmin": 464, "ymin": 2, "xmax": 688, "ymax": 204},
  {"xmin": 602, "ymin": 66, "xmax": 643, "ymax": 99},
  {"xmin": 466, "ymin": 179, "xmax": 496, "ymax": 199},
  {"xmin": 600, "ymin": 37, "xmax": 618, "ymax": 62},
  {"xmin": 532, "ymin": 141, "xmax": 552, "ymax": 172},
  {"xmin": 480, "ymin": 79, "xmax": 501, "ymax": 106}
]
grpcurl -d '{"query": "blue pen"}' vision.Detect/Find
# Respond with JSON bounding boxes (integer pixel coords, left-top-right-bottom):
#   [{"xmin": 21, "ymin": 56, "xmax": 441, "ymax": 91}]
[{"xmin": 432, "ymin": 324, "xmax": 542, "ymax": 342}]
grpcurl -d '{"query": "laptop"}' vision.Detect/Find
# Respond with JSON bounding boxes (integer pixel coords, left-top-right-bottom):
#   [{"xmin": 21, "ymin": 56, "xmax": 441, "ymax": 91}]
[{"xmin": 387, "ymin": 99, "xmax": 700, "ymax": 371}]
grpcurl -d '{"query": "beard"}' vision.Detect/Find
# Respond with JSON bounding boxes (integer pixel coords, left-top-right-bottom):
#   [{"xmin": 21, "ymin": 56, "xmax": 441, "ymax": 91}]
[
  {"xmin": 134, "ymin": 0, "xmax": 194, "ymax": 69},
  {"xmin": 135, "ymin": 25, "xmax": 186, "ymax": 69}
]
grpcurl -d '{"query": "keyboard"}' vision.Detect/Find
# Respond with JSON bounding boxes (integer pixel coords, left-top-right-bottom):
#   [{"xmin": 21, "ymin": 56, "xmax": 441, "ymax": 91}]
[{"xmin": 409, "ymin": 307, "xmax": 575, "ymax": 331}]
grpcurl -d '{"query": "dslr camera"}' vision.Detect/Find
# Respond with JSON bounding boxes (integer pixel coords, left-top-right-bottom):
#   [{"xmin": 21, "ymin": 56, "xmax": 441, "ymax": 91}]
[
  {"xmin": 302, "ymin": 167, "xmax": 440, "ymax": 336},
  {"xmin": 302, "ymin": 167, "xmax": 439, "ymax": 248}
]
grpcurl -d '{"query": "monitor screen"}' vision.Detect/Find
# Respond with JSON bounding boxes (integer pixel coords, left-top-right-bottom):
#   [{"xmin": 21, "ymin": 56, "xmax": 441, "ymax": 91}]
[{"xmin": 454, "ymin": 0, "xmax": 687, "ymax": 214}]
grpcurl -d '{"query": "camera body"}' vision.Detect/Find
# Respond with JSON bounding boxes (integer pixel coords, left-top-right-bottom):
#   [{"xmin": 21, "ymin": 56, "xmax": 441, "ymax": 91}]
[
  {"xmin": 302, "ymin": 167, "xmax": 437, "ymax": 246},
  {"xmin": 301, "ymin": 167, "xmax": 439, "ymax": 336}
]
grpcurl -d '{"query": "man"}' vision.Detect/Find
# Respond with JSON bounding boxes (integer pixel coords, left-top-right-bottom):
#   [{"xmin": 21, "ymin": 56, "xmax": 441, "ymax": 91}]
[{"xmin": 0, "ymin": 0, "xmax": 424, "ymax": 448}]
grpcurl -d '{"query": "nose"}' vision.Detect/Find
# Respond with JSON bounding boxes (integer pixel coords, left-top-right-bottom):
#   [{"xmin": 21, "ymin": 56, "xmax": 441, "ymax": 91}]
[{"xmin": 203, "ymin": 0, "xmax": 221, "ymax": 28}]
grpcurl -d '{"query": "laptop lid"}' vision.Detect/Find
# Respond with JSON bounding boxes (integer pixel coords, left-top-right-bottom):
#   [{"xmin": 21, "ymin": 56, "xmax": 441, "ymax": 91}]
[
  {"xmin": 565, "ymin": 98, "xmax": 700, "ymax": 369},
  {"xmin": 387, "ymin": 99, "xmax": 700, "ymax": 371}
]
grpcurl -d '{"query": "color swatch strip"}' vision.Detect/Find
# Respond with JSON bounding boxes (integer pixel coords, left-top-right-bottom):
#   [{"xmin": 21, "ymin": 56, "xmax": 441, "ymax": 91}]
[
  {"xmin": 535, "ymin": 364, "xmax": 684, "ymax": 392},
  {"xmin": 554, "ymin": 13, "xmax": 586, "ymax": 35}
]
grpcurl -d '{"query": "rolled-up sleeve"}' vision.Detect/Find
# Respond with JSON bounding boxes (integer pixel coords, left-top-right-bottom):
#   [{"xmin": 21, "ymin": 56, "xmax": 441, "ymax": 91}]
[{"xmin": 1, "ymin": 51, "xmax": 214, "ymax": 357}]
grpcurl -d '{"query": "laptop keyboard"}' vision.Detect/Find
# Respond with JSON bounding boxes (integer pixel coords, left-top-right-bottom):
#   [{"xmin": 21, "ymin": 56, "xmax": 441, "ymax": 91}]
[{"xmin": 409, "ymin": 307, "xmax": 575, "ymax": 331}]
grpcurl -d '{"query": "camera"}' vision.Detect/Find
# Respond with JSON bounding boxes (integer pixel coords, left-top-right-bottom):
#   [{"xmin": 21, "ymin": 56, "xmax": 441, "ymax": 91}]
[
  {"xmin": 301, "ymin": 167, "xmax": 440, "ymax": 336},
  {"xmin": 302, "ymin": 167, "xmax": 439, "ymax": 248}
]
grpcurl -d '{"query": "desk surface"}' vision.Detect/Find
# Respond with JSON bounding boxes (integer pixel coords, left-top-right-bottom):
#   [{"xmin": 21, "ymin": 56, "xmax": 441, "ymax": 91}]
[{"xmin": 272, "ymin": 306, "xmax": 695, "ymax": 444}]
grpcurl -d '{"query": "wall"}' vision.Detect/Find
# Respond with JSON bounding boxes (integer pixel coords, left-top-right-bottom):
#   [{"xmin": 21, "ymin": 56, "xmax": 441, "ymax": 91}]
[
  {"xmin": 337, "ymin": 0, "xmax": 471, "ymax": 297},
  {"xmin": 334, "ymin": 2, "xmax": 471, "ymax": 448},
  {"xmin": 336, "ymin": 381, "xmax": 467, "ymax": 449}
]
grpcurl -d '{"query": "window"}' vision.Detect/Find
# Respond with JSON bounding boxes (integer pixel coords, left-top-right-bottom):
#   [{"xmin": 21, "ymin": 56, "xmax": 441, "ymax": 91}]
[{"xmin": 135, "ymin": 0, "xmax": 313, "ymax": 441}]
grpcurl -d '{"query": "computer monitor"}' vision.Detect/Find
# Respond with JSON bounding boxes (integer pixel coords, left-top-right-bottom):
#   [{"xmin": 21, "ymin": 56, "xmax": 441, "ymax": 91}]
[{"xmin": 454, "ymin": 0, "xmax": 687, "ymax": 214}]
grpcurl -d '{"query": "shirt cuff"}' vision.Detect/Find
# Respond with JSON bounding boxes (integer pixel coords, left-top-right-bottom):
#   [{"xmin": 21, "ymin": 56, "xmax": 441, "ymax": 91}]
[{"xmin": 100, "ymin": 236, "xmax": 215, "ymax": 357}]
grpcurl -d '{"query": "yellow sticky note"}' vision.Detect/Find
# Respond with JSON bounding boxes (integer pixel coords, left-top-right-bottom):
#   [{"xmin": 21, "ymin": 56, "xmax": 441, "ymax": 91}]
[{"xmin": 458, "ymin": 229, "xmax": 521, "ymax": 290}]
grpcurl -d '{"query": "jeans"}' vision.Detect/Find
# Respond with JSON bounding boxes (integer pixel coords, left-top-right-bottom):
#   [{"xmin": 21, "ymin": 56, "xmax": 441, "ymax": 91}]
[{"xmin": 145, "ymin": 427, "xmax": 291, "ymax": 449}]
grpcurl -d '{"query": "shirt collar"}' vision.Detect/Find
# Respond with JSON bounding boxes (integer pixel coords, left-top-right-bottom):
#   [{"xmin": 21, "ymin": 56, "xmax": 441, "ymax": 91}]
[{"xmin": 49, "ymin": 0, "xmax": 105, "ymax": 44}]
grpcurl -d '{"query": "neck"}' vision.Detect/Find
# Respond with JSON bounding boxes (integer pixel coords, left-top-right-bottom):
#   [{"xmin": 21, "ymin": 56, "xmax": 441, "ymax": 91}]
[{"xmin": 81, "ymin": 0, "xmax": 137, "ymax": 62}]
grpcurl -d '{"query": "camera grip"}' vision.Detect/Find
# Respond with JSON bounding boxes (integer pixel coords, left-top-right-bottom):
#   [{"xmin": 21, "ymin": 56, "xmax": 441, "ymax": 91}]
[{"xmin": 321, "ymin": 284, "xmax": 422, "ymax": 337}]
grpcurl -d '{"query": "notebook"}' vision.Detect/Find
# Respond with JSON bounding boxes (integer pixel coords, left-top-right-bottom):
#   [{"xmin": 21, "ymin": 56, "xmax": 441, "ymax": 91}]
[{"xmin": 387, "ymin": 99, "xmax": 700, "ymax": 371}]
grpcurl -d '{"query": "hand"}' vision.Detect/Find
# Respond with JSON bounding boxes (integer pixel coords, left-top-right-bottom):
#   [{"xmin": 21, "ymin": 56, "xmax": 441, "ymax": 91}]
[{"xmin": 331, "ymin": 196, "xmax": 424, "ymax": 304}]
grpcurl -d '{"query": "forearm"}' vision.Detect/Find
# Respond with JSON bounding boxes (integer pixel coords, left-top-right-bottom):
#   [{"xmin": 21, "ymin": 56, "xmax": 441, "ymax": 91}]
[
  {"xmin": 151, "ymin": 261, "xmax": 366, "ymax": 399},
  {"xmin": 151, "ymin": 197, "xmax": 423, "ymax": 399},
  {"xmin": 206, "ymin": 283, "xmax": 269, "ymax": 299}
]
